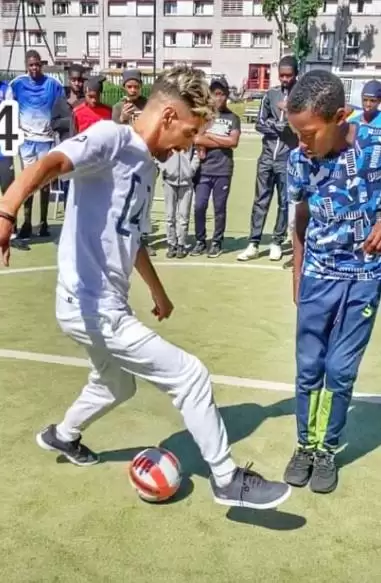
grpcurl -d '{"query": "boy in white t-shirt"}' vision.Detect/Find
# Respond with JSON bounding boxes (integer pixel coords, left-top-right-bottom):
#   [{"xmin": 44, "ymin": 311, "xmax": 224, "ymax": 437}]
[{"xmin": 0, "ymin": 67, "xmax": 290, "ymax": 511}]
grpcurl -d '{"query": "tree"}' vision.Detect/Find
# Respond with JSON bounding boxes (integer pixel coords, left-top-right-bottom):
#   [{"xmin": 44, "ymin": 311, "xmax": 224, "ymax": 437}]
[{"xmin": 263, "ymin": 0, "xmax": 324, "ymax": 61}]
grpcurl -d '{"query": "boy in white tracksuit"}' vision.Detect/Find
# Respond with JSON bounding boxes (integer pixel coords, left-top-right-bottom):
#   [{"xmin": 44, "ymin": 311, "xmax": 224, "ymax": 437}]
[{"xmin": 161, "ymin": 147, "xmax": 199, "ymax": 258}]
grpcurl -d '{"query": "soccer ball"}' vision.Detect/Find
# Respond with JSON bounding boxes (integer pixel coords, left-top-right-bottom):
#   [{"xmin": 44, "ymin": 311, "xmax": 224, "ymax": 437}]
[{"xmin": 128, "ymin": 447, "xmax": 182, "ymax": 502}]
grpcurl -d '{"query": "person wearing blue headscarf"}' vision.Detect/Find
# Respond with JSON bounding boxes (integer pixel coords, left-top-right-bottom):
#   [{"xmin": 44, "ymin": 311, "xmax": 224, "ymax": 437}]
[{"xmin": 350, "ymin": 80, "xmax": 381, "ymax": 127}]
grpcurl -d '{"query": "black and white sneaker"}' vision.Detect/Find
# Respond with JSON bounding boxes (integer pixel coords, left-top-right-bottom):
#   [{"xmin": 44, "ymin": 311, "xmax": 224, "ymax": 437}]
[
  {"xmin": 36, "ymin": 424, "xmax": 100, "ymax": 466},
  {"xmin": 166, "ymin": 245, "xmax": 177, "ymax": 259},
  {"xmin": 207, "ymin": 242, "xmax": 222, "ymax": 258},
  {"xmin": 190, "ymin": 241, "xmax": 207, "ymax": 256},
  {"xmin": 310, "ymin": 450, "xmax": 338, "ymax": 494},
  {"xmin": 211, "ymin": 464, "xmax": 291, "ymax": 510},
  {"xmin": 284, "ymin": 447, "xmax": 315, "ymax": 487}
]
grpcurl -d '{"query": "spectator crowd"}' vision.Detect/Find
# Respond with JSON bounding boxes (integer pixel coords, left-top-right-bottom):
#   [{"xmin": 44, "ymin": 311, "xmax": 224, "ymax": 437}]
[{"xmin": 1, "ymin": 50, "xmax": 380, "ymax": 271}]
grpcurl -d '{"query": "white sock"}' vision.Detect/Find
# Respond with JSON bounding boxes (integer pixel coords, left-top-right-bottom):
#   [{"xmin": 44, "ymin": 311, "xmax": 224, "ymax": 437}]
[
  {"xmin": 211, "ymin": 457, "xmax": 237, "ymax": 488},
  {"xmin": 55, "ymin": 422, "xmax": 80, "ymax": 443}
]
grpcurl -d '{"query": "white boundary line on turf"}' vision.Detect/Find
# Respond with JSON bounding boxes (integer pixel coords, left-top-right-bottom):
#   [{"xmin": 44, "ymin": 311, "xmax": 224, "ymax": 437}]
[
  {"xmin": 0, "ymin": 261, "xmax": 284, "ymax": 276},
  {"xmin": 0, "ymin": 348, "xmax": 379, "ymax": 403}
]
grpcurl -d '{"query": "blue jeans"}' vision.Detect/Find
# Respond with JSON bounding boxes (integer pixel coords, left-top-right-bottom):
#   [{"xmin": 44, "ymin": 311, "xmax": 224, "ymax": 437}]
[
  {"xmin": 194, "ymin": 175, "xmax": 231, "ymax": 243},
  {"xmin": 296, "ymin": 275, "xmax": 381, "ymax": 451}
]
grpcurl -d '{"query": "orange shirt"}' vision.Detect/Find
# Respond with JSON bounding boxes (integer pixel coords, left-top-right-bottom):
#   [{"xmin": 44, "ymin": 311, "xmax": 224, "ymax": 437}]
[{"xmin": 73, "ymin": 102, "xmax": 112, "ymax": 133}]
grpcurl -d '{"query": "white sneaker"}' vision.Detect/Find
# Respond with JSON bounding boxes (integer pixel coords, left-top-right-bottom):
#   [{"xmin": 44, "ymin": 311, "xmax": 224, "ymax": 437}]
[
  {"xmin": 269, "ymin": 243, "xmax": 282, "ymax": 261},
  {"xmin": 237, "ymin": 243, "xmax": 259, "ymax": 262}
]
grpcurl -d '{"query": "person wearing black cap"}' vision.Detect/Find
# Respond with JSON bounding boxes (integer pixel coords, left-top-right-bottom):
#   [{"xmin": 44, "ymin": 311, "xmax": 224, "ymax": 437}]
[
  {"xmin": 73, "ymin": 76, "xmax": 112, "ymax": 133},
  {"xmin": 349, "ymin": 80, "xmax": 381, "ymax": 127},
  {"xmin": 112, "ymin": 69, "xmax": 148, "ymax": 126},
  {"xmin": 191, "ymin": 77, "xmax": 241, "ymax": 258},
  {"xmin": 237, "ymin": 55, "xmax": 298, "ymax": 263}
]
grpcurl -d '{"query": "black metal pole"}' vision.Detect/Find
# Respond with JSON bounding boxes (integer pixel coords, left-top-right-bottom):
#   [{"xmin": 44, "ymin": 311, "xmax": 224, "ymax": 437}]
[
  {"xmin": 34, "ymin": 12, "xmax": 55, "ymax": 63},
  {"xmin": 153, "ymin": 0, "xmax": 157, "ymax": 80},
  {"xmin": 21, "ymin": 0, "xmax": 27, "ymax": 66},
  {"xmin": 6, "ymin": 0, "xmax": 22, "ymax": 73}
]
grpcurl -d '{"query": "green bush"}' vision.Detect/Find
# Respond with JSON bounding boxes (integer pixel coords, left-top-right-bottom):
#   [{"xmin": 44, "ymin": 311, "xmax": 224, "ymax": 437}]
[{"xmin": 102, "ymin": 80, "xmax": 152, "ymax": 107}]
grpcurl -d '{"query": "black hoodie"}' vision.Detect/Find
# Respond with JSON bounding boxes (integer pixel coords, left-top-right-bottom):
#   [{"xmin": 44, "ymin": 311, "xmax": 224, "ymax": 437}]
[
  {"xmin": 255, "ymin": 86, "xmax": 298, "ymax": 161},
  {"xmin": 51, "ymin": 87, "xmax": 84, "ymax": 141}
]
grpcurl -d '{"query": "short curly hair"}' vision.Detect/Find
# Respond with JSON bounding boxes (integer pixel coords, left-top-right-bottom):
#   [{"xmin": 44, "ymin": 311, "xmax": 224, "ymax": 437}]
[{"xmin": 287, "ymin": 70, "xmax": 345, "ymax": 121}]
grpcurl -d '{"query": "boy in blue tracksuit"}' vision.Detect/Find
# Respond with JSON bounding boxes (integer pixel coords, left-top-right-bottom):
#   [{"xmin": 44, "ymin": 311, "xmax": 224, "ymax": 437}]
[
  {"xmin": 9, "ymin": 50, "xmax": 64, "ymax": 238},
  {"xmin": 284, "ymin": 70, "xmax": 381, "ymax": 494}
]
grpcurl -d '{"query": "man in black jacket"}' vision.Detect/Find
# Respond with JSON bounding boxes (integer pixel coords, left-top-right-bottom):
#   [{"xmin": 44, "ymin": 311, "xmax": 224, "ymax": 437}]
[
  {"xmin": 51, "ymin": 64, "xmax": 85, "ymax": 141},
  {"xmin": 237, "ymin": 55, "xmax": 298, "ymax": 262}
]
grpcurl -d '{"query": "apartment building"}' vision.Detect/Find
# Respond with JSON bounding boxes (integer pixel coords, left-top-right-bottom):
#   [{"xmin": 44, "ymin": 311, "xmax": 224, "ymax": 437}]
[{"xmin": 0, "ymin": 0, "xmax": 381, "ymax": 88}]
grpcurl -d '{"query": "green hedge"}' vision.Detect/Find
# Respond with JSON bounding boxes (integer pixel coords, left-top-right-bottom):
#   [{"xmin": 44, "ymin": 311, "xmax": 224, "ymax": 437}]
[{"xmin": 102, "ymin": 81, "xmax": 152, "ymax": 107}]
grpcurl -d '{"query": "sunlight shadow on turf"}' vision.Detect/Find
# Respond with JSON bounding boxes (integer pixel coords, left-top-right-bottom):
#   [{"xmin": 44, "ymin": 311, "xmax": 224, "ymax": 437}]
[
  {"xmin": 226, "ymin": 507, "xmax": 306, "ymax": 531},
  {"xmin": 141, "ymin": 477, "xmax": 194, "ymax": 506},
  {"xmin": 56, "ymin": 446, "xmax": 151, "ymax": 465},
  {"xmin": 160, "ymin": 399, "xmax": 295, "ymax": 478},
  {"xmin": 337, "ymin": 398, "xmax": 381, "ymax": 469},
  {"xmin": 85, "ymin": 400, "xmax": 295, "ymax": 479}
]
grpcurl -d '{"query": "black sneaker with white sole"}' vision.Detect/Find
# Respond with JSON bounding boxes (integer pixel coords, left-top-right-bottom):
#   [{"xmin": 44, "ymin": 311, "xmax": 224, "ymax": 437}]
[
  {"xmin": 284, "ymin": 447, "xmax": 315, "ymax": 487},
  {"xmin": 190, "ymin": 241, "xmax": 207, "ymax": 256},
  {"xmin": 36, "ymin": 424, "xmax": 100, "ymax": 466},
  {"xmin": 211, "ymin": 464, "xmax": 291, "ymax": 510},
  {"xmin": 309, "ymin": 450, "xmax": 338, "ymax": 494},
  {"xmin": 208, "ymin": 242, "xmax": 222, "ymax": 258}
]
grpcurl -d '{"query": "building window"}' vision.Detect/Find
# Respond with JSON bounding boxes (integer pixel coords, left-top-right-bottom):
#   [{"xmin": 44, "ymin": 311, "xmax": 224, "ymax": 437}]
[
  {"xmin": 142, "ymin": 31, "xmax": 154, "ymax": 56},
  {"xmin": 80, "ymin": 2, "xmax": 98, "ymax": 16},
  {"xmin": 86, "ymin": 31, "xmax": 100, "ymax": 57},
  {"xmin": 109, "ymin": 31, "xmax": 122, "ymax": 57},
  {"xmin": 318, "ymin": 31, "xmax": 335, "ymax": 59},
  {"xmin": 252, "ymin": 32, "xmax": 271, "ymax": 47},
  {"xmin": 27, "ymin": 2, "xmax": 46, "ymax": 16},
  {"xmin": 253, "ymin": 0, "xmax": 262, "ymax": 15},
  {"xmin": 350, "ymin": 0, "xmax": 365, "ymax": 12},
  {"xmin": 346, "ymin": 31, "xmax": 361, "ymax": 59},
  {"xmin": 1, "ymin": 1, "xmax": 18, "ymax": 17},
  {"xmin": 54, "ymin": 31, "xmax": 67, "ymax": 56},
  {"xmin": 164, "ymin": 1, "xmax": 177, "ymax": 15},
  {"xmin": 108, "ymin": 1, "xmax": 125, "ymax": 16},
  {"xmin": 29, "ymin": 31, "xmax": 46, "ymax": 46},
  {"xmin": 164, "ymin": 32, "xmax": 177, "ymax": 46},
  {"xmin": 194, "ymin": 0, "xmax": 213, "ymax": 15},
  {"xmin": 321, "ymin": 0, "xmax": 337, "ymax": 14},
  {"xmin": 222, "ymin": 0, "xmax": 243, "ymax": 15},
  {"xmin": 137, "ymin": 0, "xmax": 153, "ymax": 16},
  {"xmin": 193, "ymin": 31, "xmax": 212, "ymax": 47},
  {"xmin": 53, "ymin": 2, "xmax": 70, "ymax": 15},
  {"xmin": 2, "ymin": 29, "xmax": 21, "ymax": 46},
  {"xmin": 220, "ymin": 31, "xmax": 242, "ymax": 47}
]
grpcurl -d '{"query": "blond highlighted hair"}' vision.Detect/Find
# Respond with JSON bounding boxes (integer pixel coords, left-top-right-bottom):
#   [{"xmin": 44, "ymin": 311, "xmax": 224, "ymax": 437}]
[{"xmin": 151, "ymin": 66, "xmax": 216, "ymax": 120}]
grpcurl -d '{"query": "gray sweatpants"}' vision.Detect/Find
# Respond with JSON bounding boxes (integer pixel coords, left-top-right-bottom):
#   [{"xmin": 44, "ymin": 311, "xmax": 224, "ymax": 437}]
[{"xmin": 164, "ymin": 183, "xmax": 193, "ymax": 247}]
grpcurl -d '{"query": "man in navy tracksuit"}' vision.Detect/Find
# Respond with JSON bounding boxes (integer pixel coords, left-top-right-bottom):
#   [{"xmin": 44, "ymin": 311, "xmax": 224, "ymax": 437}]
[{"xmin": 284, "ymin": 70, "xmax": 381, "ymax": 495}]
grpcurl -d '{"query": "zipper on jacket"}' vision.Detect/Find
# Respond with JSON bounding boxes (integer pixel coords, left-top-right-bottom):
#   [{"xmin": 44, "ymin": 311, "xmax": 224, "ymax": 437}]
[{"xmin": 273, "ymin": 89, "xmax": 287, "ymax": 161}]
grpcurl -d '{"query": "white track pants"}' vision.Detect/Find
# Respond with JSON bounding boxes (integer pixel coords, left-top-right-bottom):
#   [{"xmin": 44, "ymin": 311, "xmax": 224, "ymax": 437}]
[{"xmin": 55, "ymin": 293, "xmax": 236, "ymax": 480}]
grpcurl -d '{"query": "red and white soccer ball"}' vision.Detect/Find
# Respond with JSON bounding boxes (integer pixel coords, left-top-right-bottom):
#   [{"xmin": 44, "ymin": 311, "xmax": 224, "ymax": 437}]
[{"xmin": 128, "ymin": 447, "xmax": 182, "ymax": 503}]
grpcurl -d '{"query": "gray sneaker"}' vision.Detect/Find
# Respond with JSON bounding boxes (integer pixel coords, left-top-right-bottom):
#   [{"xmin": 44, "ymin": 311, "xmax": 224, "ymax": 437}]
[{"xmin": 211, "ymin": 464, "xmax": 291, "ymax": 510}]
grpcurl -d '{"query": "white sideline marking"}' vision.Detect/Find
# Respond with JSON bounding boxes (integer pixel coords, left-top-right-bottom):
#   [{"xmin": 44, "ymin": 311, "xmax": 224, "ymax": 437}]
[
  {"xmin": 0, "ymin": 261, "xmax": 284, "ymax": 276},
  {"xmin": 0, "ymin": 348, "xmax": 379, "ymax": 403},
  {"xmin": 0, "ymin": 265, "xmax": 56, "ymax": 275}
]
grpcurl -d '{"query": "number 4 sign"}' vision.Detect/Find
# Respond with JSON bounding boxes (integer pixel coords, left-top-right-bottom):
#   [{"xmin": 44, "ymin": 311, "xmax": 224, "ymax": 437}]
[{"xmin": 0, "ymin": 100, "xmax": 24, "ymax": 157}]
